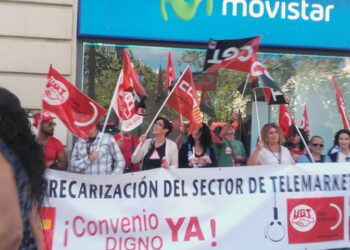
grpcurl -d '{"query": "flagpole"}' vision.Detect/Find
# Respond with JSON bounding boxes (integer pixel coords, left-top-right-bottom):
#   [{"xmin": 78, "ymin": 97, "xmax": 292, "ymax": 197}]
[
  {"xmin": 239, "ymin": 73, "xmax": 250, "ymax": 110},
  {"xmin": 97, "ymin": 73, "xmax": 121, "ymax": 150},
  {"xmin": 294, "ymin": 126, "xmax": 315, "ymax": 163},
  {"xmin": 253, "ymin": 89, "xmax": 262, "ymax": 140},
  {"xmin": 236, "ymin": 73, "xmax": 250, "ymax": 140},
  {"xmin": 341, "ymin": 108, "xmax": 350, "ymax": 130},
  {"xmin": 144, "ymin": 65, "xmax": 190, "ymax": 136}
]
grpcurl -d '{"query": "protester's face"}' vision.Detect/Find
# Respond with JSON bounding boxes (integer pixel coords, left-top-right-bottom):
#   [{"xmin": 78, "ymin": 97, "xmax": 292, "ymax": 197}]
[
  {"xmin": 310, "ymin": 138, "xmax": 324, "ymax": 155},
  {"xmin": 153, "ymin": 120, "xmax": 167, "ymax": 137},
  {"xmin": 267, "ymin": 127, "xmax": 279, "ymax": 144},
  {"xmin": 338, "ymin": 133, "xmax": 350, "ymax": 150},
  {"xmin": 191, "ymin": 127, "xmax": 202, "ymax": 140},
  {"xmin": 227, "ymin": 126, "xmax": 235, "ymax": 135},
  {"xmin": 41, "ymin": 119, "xmax": 55, "ymax": 136},
  {"xmin": 88, "ymin": 126, "xmax": 98, "ymax": 138},
  {"xmin": 294, "ymin": 134, "xmax": 301, "ymax": 144}
]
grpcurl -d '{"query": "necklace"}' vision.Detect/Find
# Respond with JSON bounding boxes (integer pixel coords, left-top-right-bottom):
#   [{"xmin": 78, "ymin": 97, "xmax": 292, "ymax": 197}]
[{"xmin": 267, "ymin": 145, "xmax": 282, "ymax": 164}]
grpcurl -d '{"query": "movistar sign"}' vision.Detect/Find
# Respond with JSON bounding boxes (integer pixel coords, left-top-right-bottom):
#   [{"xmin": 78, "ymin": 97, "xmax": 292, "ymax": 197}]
[{"xmin": 78, "ymin": 0, "xmax": 350, "ymax": 51}]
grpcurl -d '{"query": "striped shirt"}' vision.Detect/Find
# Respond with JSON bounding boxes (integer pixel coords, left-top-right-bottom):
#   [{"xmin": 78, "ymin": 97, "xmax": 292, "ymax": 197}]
[{"xmin": 69, "ymin": 132, "xmax": 125, "ymax": 175}]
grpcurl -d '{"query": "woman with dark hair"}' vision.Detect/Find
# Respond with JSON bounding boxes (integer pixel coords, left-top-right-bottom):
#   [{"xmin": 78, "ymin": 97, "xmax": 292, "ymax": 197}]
[
  {"xmin": 179, "ymin": 123, "xmax": 217, "ymax": 168},
  {"xmin": 0, "ymin": 88, "xmax": 46, "ymax": 249},
  {"xmin": 247, "ymin": 123, "xmax": 295, "ymax": 166},
  {"xmin": 328, "ymin": 129, "xmax": 350, "ymax": 162},
  {"xmin": 286, "ymin": 126, "xmax": 309, "ymax": 161},
  {"xmin": 131, "ymin": 117, "xmax": 178, "ymax": 170}
]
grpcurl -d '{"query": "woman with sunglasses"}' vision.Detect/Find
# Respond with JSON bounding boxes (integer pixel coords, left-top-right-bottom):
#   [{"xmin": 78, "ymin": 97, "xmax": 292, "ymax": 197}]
[
  {"xmin": 131, "ymin": 117, "xmax": 178, "ymax": 170},
  {"xmin": 247, "ymin": 123, "xmax": 295, "ymax": 166},
  {"xmin": 328, "ymin": 129, "xmax": 350, "ymax": 162},
  {"xmin": 179, "ymin": 123, "xmax": 217, "ymax": 168},
  {"xmin": 298, "ymin": 136, "xmax": 332, "ymax": 163}
]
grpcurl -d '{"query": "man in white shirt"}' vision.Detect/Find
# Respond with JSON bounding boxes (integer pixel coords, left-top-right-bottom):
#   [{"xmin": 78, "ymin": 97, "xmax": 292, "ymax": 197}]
[{"xmin": 69, "ymin": 123, "xmax": 125, "ymax": 175}]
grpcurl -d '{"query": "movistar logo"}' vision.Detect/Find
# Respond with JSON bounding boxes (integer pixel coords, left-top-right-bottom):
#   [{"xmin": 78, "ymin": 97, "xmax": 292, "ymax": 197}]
[{"xmin": 161, "ymin": 0, "xmax": 213, "ymax": 21}]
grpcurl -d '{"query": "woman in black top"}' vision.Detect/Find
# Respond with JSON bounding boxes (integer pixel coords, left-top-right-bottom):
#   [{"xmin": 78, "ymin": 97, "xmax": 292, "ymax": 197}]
[{"xmin": 179, "ymin": 123, "xmax": 217, "ymax": 168}]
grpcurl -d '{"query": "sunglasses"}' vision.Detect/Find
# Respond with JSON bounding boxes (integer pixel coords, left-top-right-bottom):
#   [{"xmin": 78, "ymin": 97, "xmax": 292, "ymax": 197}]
[
  {"xmin": 46, "ymin": 122, "xmax": 56, "ymax": 127},
  {"xmin": 154, "ymin": 121, "xmax": 164, "ymax": 127},
  {"xmin": 312, "ymin": 143, "xmax": 324, "ymax": 147}
]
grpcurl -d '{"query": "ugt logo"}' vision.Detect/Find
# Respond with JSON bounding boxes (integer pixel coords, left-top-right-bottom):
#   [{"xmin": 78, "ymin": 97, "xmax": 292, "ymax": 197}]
[{"xmin": 161, "ymin": 0, "xmax": 213, "ymax": 21}]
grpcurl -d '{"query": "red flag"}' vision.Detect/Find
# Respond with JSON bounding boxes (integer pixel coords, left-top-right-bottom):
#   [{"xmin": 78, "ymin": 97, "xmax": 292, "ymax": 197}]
[
  {"xmin": 43, "ymin": 65, "xmax": 107, "ymax": 140},
  {"xmin": 123, "ymin": 50, "xmax": 147, "ymax": 115},
  {"xmin": 279, "ymin": 104, "xmax": 296, "ymax": 140},
  {"xmin": 332, "ymin": 75, "xmax": 350, "ymax": 129},
  {"xmin": 193, "ymin": 71, "xmax": 217, "ymax": 91},
  {"xmin": 166, "ymin": 66, "xmax": 202, "ymax": 130},
  {"xmin": 204, "ymin": 36, "xmax": 262, "ymax": 73},
  {"xmin": 165, "ymin": 51, "xmax": 176, "ymax": 90},
  {"xmin": 300, "ymin": 105, "xmax": 310, "ymax": 134},
  {"xmin": 112, "ymin": 71, "xmax": 143, "ymax": 132}
]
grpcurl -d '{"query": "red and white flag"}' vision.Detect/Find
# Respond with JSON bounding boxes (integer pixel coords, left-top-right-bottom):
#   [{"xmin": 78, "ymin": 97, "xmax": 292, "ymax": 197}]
[
  {"xmin": 43, "ymin": 65, "xmax": 107, "ymax": 140},
  {"xmin": 165, "ymin": 51, "xmax": 176, "ymax": 91},
  {"xmin": 112, "ymin": 71, "xmax": 143, "ymax": 132},
  {"xmin": 166, "ymin": 66, "xmax": 202, "ymax": 131},
  {"xmin": 123, "ymin": 50, "xmax": 147, "ymax": 115},
  {"xmin": 300, "ymin": 105, "xmax": 310, "ymax": 134},
  {"xmin": 279, "ymin": 104, "xmax": 296, "ymax": 140},
  {"xmin": 332, "ymin": 75, "xmax": 350, "ymax": 129}
]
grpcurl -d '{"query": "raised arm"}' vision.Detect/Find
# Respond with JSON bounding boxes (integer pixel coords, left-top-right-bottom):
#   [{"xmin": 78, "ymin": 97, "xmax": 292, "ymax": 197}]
[{"xmin": 246, "ymin": 140, "xmax": 264, "ymax": 166}]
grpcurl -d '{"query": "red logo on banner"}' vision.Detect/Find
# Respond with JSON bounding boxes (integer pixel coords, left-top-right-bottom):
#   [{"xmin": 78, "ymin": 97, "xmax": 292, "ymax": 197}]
[
  {"xmin": 287, "ymin": 197, "xmax": 344, "ymax": 244},
  {"xmin": 40, "ymin": 207, "xmax": 56, "ymax": 250}
]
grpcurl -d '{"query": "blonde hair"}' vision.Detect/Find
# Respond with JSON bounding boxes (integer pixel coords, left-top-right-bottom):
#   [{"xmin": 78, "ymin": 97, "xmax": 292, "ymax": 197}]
[{"xmin": 261, "ymin": 123, "xmax": 285, "ymax": 145}]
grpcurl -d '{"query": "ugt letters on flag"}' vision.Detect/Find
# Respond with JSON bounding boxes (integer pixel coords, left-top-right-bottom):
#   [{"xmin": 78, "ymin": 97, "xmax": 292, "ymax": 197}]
[{"xmin": 43, "ymin": 65, "xmax": 106, "ymax": 140}]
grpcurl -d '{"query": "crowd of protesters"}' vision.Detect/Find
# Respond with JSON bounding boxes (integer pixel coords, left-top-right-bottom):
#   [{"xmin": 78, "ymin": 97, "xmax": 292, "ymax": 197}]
[
  {"xmin": 32, "ymin": 111, "xmax": 350, "ymax": 173},
  {"xmin": 0, "ymin": 87, "xmax": 349, "ymax": 249}
]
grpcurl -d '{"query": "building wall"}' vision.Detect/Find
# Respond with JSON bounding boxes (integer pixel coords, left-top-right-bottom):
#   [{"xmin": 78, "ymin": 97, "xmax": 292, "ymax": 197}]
[{"xmin": 0, "ymin": 0, "xmax": 78, "ymax": 149}]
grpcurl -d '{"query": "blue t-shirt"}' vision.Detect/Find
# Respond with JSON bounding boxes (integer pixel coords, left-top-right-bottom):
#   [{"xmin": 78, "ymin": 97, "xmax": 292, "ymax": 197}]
[{"xmin": 297, "ymin": 154, "xmax": 332, "ymax": 163}]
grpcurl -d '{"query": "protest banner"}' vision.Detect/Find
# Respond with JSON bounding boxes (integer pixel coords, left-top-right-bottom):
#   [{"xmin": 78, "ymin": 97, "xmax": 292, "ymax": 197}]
[{"xmin": 41, "ymin": 163, "xmax": 350, "ymax": 249}]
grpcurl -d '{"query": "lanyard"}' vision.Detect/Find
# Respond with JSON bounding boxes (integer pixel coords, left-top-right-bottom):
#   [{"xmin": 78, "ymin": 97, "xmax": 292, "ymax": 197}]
[{"xmin": 267, "ymin": 145, "xmax": 282, "ymax": 164}]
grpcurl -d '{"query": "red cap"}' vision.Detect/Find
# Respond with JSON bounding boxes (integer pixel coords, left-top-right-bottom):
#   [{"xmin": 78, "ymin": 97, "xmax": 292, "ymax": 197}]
[{"xmin": 33, "ymin": 111, "xmax": 55, "ymax": 127}]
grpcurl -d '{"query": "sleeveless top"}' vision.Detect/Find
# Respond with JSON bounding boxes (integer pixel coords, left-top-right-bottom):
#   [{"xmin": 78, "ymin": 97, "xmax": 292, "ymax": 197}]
[{"xmin": 0, "ymin": 143, "xmax": 37, "ymax": 249}]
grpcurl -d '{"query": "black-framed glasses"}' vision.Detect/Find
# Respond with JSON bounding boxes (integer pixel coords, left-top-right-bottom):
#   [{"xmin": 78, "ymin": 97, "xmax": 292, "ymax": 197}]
[{"xmin": 312, "ymin": 143, "xmax": 324, "ymax": 147}]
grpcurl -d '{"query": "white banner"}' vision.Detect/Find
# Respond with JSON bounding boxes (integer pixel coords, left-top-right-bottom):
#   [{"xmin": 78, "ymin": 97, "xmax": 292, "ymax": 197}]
[{"xmin": 41, "ymin": 163, "xmax": 350, "ymax": 250}]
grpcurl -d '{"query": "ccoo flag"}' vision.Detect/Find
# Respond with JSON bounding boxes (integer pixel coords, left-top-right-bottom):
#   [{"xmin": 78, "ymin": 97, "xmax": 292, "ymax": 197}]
[
  {"xmin": 332, "ymin": 75, "xmax": 350, "ymax": 129},
  {"xmin": 166, "ymin": 66, "xmax": 202, "ymax": 130},
  {"xmin": 123, "ymin": 50, "xmax": 147, "ymax": 115},
  {"xmin": 279, "ymin": 104, "xmax": 296, "ymax": 140},
  {"xmin": 300, "ymin": 105, "xmax": 310, "ymax": 134},
  {"xmin": 165, "ymin": 51, "xmax": 176, "ymax": 91}
]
